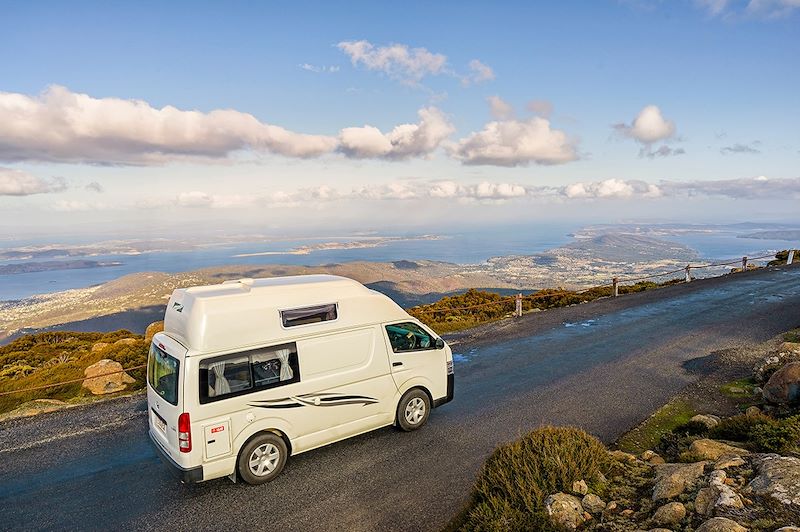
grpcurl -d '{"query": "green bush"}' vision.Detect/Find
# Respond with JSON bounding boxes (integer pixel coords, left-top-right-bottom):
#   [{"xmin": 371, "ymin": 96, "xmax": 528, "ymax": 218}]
[
  {"xmin": 448, "ymin": 426, "xmax": 610, "ymax": 531},
  {"xmin": 710, "ymin": 413, "xmax": 800, "ymax": 453}
]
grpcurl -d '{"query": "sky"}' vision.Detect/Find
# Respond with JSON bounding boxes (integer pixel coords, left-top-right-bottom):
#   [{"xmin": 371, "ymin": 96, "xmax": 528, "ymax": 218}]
[{"xmin": 0, "ymin": 0, "xmax": 798, "ymax": 240}]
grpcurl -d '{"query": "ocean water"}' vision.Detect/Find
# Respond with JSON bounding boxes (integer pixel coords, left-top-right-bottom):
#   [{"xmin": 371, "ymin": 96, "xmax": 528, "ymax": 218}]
[
  {"xmin": 1, "ymin": 224, "xmax": 796, "ymax": 302},
  {"xmin": 0, "ymin": 224, "xmax": 576, "ymax": 301}
]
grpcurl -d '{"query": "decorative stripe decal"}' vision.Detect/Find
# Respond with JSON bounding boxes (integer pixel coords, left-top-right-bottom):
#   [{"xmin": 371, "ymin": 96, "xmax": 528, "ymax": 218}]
[{"xmin": 249, "ymin": 392, "xmax": 379, "ymax": 409}]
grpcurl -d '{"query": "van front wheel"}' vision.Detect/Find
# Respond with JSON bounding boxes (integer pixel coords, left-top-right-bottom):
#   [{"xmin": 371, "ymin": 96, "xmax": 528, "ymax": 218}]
[
  {"xmin": 238, "ymin": 433, "xmax": 288, "ymax": 485},
  {"xmin": 396, "ymin": 389, "xmax": 430, "ymax": 431}
]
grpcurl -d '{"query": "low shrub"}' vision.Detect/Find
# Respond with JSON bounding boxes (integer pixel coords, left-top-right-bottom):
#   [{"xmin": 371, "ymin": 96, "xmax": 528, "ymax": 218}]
[
  {"xmin": 448, "ymin": 426, "xmax": 610, "ymax": 531},
  {"xmin": 710, "ymin": 413, "xmax": 775, "ymax": 443},
  {"xmin": 710, "ymin": 413, "xmax": 800, "ymax": 453}
]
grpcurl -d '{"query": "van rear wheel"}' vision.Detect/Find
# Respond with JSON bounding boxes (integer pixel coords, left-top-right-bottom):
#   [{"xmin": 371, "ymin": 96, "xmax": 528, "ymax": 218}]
[
  {"xmin": 238, "ymin": 433, "xmax": 288, "ymax": 485},
  {"xmin": 396, "ymin": 389, "xmax": 430, "ymax": 431}
]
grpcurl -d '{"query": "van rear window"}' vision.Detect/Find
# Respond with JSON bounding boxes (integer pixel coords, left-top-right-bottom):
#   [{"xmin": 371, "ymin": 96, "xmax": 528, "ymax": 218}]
[
  {"xmin": 281, "ymin": 303, "xmax": 337, "ymax": 328},
  {"xmin": 148, "ymin": 344, "xmax": 180, "ymax": 406}
]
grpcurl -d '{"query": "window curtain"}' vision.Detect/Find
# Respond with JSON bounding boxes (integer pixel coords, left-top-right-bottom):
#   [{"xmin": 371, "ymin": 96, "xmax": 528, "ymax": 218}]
[
  {"xmin": 275, "ymin": 348, "xmax": 293, "ymax": 381},
  {"xmin": 208, "ymin": 361, "xmax": 231, "ymax": 396}
]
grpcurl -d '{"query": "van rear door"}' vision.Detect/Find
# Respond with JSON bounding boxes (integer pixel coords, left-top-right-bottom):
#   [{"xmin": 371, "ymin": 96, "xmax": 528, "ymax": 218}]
[{"xmin": 147, "ymin": 334, "xmax": 186, "ymax": 464}]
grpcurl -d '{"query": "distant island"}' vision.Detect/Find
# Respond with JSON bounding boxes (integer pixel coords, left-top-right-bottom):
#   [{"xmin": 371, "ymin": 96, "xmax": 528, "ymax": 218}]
[
  {"xmin": 232, "ymin": 235, "xmax": 442, "ymax": 257},
  {"xmin": 0, "ymin": 260, "xmax": 123, "ymax": 275},
  {"xmin": 739, "ymin": 230, "xmax": 800, "ymax": 241}
]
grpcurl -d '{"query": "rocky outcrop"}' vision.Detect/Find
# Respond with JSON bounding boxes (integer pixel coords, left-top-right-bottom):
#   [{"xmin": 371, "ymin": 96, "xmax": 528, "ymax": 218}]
[
  {"xmin": 754, "ymin": 345, "xmax": 800, "ymax": 382},
  {"xmin": 90, "ymin": 342, "xmax": 109, "ymax": 352},
  {"xmin": 113, "ymin": 338, "xmax": 138, "ymax": 346},
  {"xmin": 688, "ymin": 439, "xmax": 749, "ymax": 461},
  {"xmin": 763, "ymin": 362, "xmax": 800, "ymax": 404},
  {"xmin": 82, "ymin": 359, "xmax": 135, "ymax": 395},
  {"xmin": 695, "ymin": 517, "xmax": 748, "ymax": 532},
  {"xmin": 545, "ymin": 493, "xmax": 585, "ymax": 530},
  {"xmin": 651, "ymin": 501, "xmax": 686, "ymax": 526},
  {"xmin": 652, "ymin": 461, "xmax": 707, "ymax": 501},
  {"xmin": 746, "ymin": 454, "xmax": 800, "ymax": 508},
  {"xmin": 145, "ymin": 321, "xmax": 164, "ymax": 342}
]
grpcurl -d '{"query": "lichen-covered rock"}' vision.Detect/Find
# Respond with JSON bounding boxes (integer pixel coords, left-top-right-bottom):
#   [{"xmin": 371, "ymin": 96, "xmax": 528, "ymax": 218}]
[
  {"xmin": 714, "ymin": 453, "xmax": 745, "ymax": 470},
  {"xmin": 763, "ymin": 362, "xmax": 800, "ymax": 404},
  {"xmin": 704, "ymin": 469, "xmax": 745, "ymax": 513},
  {"xmin": 651, "ymin": 501, "xmax": 686, "ymax": 526},
  {"xmin": 689, "ymin": 439, "xmax": 749, "ymax": 461},
  {"xmin": 695, "ymin": 517, "xmax": 748, "ymax": 532},
  {"xmin": 653, "ymin": 461, "xmax": 708, "ymax": 501},
  {"xmin": 582, "ymin": 493, "xmax": 606, "ymax": 514},
  {"xmin": 113, "ymin": 338, "xmax": 139, "ymax": 346},
  {"xmin": 610, "ymin": 450, "xmax": 637, "ymax": 463},
  {"xmin": 747, "ymin": 454, "xmax": 800, "ymax": 509},
  {"xmin": 145, "ymin": 320, "xmax": 164, "ymax": 342},
  {"xmin": 545, "ymin": 493, "xmax": 585, "ymax": 530},
  {"xmin": 572, "ymin": 479, "xmax": 588, "ymax": 495},
  {"xmin": 82, "ymin": 359, "xmax": 135, "ymax": 395},
  {"xmin": 692, "ymin": 414, "xmax": 721, "ymax": 429},
  {"xmin": 90, "ymin": 342, "xmax": 109, "ymax": 353},
  {"xmin": 695, "ymin": 486, "xmax": 717, "ymax": 516}
]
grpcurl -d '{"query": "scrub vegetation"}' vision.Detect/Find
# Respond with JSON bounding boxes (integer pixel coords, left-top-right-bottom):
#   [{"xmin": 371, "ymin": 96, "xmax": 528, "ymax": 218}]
[
  {"xmin": 410, "ymin": 280, "xmax": 682, "ymax": 334},
  {"xmin": 0, "ymin": 330, "xmax": 148, "ymax": 414},
  {"xmin": 447, "ymin": 426, "xmax": 611, "ymax": 531}
]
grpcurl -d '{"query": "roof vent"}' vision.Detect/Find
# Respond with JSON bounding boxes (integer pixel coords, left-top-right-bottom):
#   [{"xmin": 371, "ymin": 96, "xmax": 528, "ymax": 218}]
[{"xmin": 222, "ymin": 278, "xmax": 255, "ymax": 286}]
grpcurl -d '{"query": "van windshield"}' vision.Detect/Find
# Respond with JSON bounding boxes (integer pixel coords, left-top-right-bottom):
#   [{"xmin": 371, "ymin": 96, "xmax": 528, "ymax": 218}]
[{"xmin": 148, "ymin": 344, "xmax": 180, "ymax": 406}]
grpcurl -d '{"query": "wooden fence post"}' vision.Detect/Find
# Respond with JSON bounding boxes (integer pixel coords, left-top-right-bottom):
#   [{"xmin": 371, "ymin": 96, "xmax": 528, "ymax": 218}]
[
  {"xmin": 685, "ymin": 264, "xmax": 692, "ymax": 283},
  {"xmin": 612, "ymin": 277, "xmax": 619, "ymax": 297},
  {"xmin": 742, "ymin": 256, "xmax": 748, "ymax": 271},
  {"xmin": 788, "ymin": 250, "xmax": 795, "ymax": 265},
  {"xmin": 515, "ymin": 293, "xmax": 523, "ymax": 317}
]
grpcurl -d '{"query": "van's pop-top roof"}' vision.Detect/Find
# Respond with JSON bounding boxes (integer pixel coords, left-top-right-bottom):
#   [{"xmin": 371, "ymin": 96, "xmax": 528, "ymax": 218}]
[{"xmin": 163, "ymin": 275, "xmax": 410, "ymax": 353}]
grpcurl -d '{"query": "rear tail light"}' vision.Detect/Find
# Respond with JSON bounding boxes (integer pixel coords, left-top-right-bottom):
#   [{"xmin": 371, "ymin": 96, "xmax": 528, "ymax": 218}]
[{"xmin": 178, "ymin": 413, "xmax": 192, "ymax": 453}]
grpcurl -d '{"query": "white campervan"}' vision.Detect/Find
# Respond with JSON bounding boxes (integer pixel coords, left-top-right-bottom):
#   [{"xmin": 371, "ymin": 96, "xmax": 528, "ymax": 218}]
[{"xmin": 147, "ymin": 275, "xmax": 454, "ymax": 485}]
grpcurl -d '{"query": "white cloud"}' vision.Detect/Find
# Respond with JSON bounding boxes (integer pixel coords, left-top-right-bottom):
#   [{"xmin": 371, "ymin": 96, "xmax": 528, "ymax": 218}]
[
  {"xmin": 338, "ymin": 107, "xmax": 454, "ymax": 159},
  {"xmin": 0, "ymin": 85, "xmax": 338, "ymax": 165},
  {"xmin": 465, "ymin": 59, "xmax": 495, "ymax": 84},
  {"xmin": 299, "ymin": 63, "xmax": 340, "ymax": 73},
  {"xmin": 49, "ymin": 200, "xmax": 107, "ymax": 211},
  {"xmin": 562, "ymin": 179, "xmax": 662, "ymax": 199},
  {"xmin": 337, "ymin": 40, "xmax": 493, "ymax": 87},
  {"xmin": 614, "ymin": 105, "xmax": 676, "ymax": 144},
  {"xmin": 85, "ymin": 181, "xmax": 104, "ymax": 193},
  {"xmin": 0, "ymin": 167, "xmax": 66, "ymax": 196},
  {"xmin": 176, "ymin": 191, "xmax": 255, "ymax": 208},
  {"xmin": 450, "ymin": 105, "xmax": 578, "ymax": 166},
  {"xmin": 697, "ymin": 0, "xmax": 800, "ymax": 17},
  {"xmin": 337, "ymin": 41, "xmax": 447, "ymax": 85},
  {"xmin": 487, "ymin": 96, "xmax": 514, "ymax": 120},
  {"xmin": 694, "ymin": 0, "xmax": 731, "ymax": 15}
]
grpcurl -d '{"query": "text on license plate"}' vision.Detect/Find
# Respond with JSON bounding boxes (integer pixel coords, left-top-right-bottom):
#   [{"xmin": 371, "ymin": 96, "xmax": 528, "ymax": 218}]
[{"xmin": 153, "ymin": 412, "xmax": 167, "ymax": 433}]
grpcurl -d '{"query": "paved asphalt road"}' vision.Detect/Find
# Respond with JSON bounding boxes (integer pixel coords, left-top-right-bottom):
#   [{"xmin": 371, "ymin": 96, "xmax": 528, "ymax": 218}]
[{"xmin": 2, "ymin": 265, "xmax": 800, "ymax": 531}]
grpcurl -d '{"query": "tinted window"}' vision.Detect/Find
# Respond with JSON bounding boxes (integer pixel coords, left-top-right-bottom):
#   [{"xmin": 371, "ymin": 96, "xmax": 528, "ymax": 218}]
[
  {"xmin": 199, "ymin": 343, "xmax": 300, "ymax": 403},
  {"xmin": 385, "ymin": 322, "xmax": 434, "ymax": 352},
  {"xmin": 148, "ymin": 344, "xmax": 180, "ymax": 405},
  {"xmin": 281, "ymin": 303, "xmax": 337, "ymax": 327}
]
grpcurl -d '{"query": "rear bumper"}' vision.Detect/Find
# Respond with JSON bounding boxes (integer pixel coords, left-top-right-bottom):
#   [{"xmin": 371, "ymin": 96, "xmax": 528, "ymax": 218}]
[
  {"xmin": 433, "ymin": 373, "xmax": 454, "ymax": 408},
  {"xmin": 149, "ymin": 430, "xmax": 204, "ymax": 484}
]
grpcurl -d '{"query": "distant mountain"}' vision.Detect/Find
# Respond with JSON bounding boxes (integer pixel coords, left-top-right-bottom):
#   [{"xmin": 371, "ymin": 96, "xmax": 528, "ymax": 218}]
[
  {"xmin": 0, "ymin": 260, "xmax": 122, "ymax": 275},
  {"xmin": 738, "ymin": 230, "xmax": 800, "ymax": 241}
]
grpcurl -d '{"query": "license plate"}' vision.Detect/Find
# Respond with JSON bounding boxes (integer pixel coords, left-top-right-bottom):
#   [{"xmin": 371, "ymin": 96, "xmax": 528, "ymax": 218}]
[{"xmin": 153, "ymin": 411, "xmax": 167, "ymax": 433}]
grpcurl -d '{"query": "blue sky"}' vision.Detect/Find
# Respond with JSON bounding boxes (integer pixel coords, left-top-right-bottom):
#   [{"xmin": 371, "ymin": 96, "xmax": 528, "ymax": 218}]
[{"xmin": 0, "ymin": 0, "xmax": 798, "ymax": 238}]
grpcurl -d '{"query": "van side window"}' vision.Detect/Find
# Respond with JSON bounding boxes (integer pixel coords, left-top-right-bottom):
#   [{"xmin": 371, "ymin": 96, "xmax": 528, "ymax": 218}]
[
  {"xmin": 385, "ymin": 322, "xmax": 434, "ymax": 352},
  {"xmin": 199, "ymin": 343, "xmax": 300, "ymax": 403},
  {"xmin": 281, "ymin": 303, "xmax": 337, "ymax": 327}
]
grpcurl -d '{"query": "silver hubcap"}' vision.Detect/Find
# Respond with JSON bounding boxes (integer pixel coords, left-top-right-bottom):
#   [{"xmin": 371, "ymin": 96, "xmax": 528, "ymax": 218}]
[
  {"xmin": 405, "ymin": 397, "xmax": 426, "ymax": 425},
  {"xmin": 248, "ymin": 443, "xmax": 280, "ymax": 477}
]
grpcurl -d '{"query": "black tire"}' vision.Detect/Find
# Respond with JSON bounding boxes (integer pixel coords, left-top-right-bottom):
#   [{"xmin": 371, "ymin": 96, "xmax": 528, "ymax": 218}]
[
  {"xmin": 237, "ymin": 432, "xmax": 288, "ymax": 485},
  {"xmin": 396, "ymin": 388, "xmax": 431, "ymax": 431}
]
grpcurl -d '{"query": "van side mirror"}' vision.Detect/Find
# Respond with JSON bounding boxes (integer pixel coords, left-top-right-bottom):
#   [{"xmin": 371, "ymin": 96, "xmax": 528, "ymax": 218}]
[{"xmin": 435, "ymin": 338, "xmax": 445, "ymax": 350}]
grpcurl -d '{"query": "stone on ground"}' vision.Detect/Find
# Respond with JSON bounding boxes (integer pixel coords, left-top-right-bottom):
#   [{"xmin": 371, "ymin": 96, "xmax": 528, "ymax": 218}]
[
  {"xmin": 582, "ymin": 493, "xmax": 606, "ymax": 514},
  {"xmin": 545, "ymin": 493, "xmax": 585, "ymax": 530},
  {"xmin": 689, "ymin": 439, "xmax": 749, "ymax": 461},
  {"xmin": 82, "ymin": 359, "xmax": 136, "ymax": 395},
  {"xmin": 695, "ymin": 517, "xmax": 748, "ymax": 532},
  {"xmin": 651, "ymin": 501, "xmax": 686, "ymax": 526},
  {"xmin": 763, "ymin": 362, "xmax": 800, "ymax": 404},
  {"xmin": 691, "ymin": 414, "xmax": 720, "ymax": 429},
  {"xmin": 747, "ymin": 454, "xmax": 800, "ymax": 509},
  {"xmin": 572, "ymin": 479, "xmax": 588, "ymax": 495},
  {"xmin": 652, "ymin": 461, "xmax": 708, "ymax": 501}
]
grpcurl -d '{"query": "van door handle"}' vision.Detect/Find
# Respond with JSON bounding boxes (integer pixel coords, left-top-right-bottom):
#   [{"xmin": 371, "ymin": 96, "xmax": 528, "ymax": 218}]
[{"xmin": 392, "ymin": 362, "xmax": 403, "ymax": 367}]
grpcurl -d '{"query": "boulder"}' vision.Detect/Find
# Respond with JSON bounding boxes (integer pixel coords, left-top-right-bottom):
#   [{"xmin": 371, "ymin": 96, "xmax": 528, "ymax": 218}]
[
  {"xmin": 572, "ymin": 479, "xmax": 588, "ymax": 495},
  {"xmin": 747, "ymin": 454, "xmax": 800, "ymax": 509},
  {"xmin": 692, "ymin": 414, "xmax": 720, "ymax": 429},
  {"xmin": 695, "ymin": 517, "xmax": 748, "ymax": 532},
  {"xmin": 90, "ymin": 342, "xmax": 109, "ymax": 353},
  {"xmin": 113, "ymin": 338, "xmax": 139, "ymax": 346},
  {"xmin": 545, "ymin": 493, "xmax": 585, "ymax": 530},
  {"xmin": 763, "ymin": 362, "xmax": 800, "ymax": 404},
  {"xmin": 651, "ymin": 501, "xmax": 686, "ymax": 526},
  {"xmin": 707, "ymin": 469, "xmax": 745, "ymax": 512},
  {"xmin": 695, "ymin": 486, "xmax": 717, "ymax": 516},
  {"xmin": 145, "ymin": 321, "xmax": 164, "ymax": 342},
  {"xmin": 714, "ymin": 454, "xmax": 746, "ymax": 470},
  {"xmin": 689, "ymin": 439, "xmax": 750, "ymax": 461},
  {"xmin": 82, "ymin": 359, "xmax": 136, "ymax": 395},
  {"xmin": 653, "ymin": 461, "xmax": 708, "ymax": 501},
  {"xmin": 641, "ymin": 450, "xmax": 666, "ymax": 465},
  {"xmin": 745, "ymin": 406, "xmax": 761, "ymax": 417},
  {"xmin": 774, "ymin": 527, "xmax": 800, "ymax": 532},
  {"xmin": 582, "ymin": 493, "xmax": 606, "ymax": 514}
]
